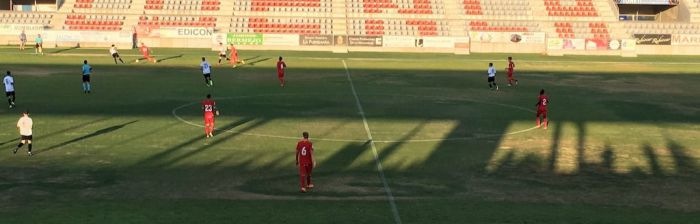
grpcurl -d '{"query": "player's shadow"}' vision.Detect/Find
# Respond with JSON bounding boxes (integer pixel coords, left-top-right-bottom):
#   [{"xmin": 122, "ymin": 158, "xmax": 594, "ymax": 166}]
[
  {"xmin": 243, "ymin": 58, "xmax": 271, "ymax": 66},
  {"xmin": 0, "ymin": 138, "xmax": 19, "ymax": 147},
  {"xmin": 37, "ymin": 120, "xmax": 138, "ymax": 155},
  {"xmin": 242, "ymin": 56, "xmax": 261, "ymax": 61},
  {"xmin": 133, "ymin": 117, "xmax": 266, "ymax": 168},
  {"xmin": 50, "ymin": 46, "xmax": 80, "ymax": 54},
  {"xmin": 156, "ymin": 54, "xmax": 184, "ymax": 63}
]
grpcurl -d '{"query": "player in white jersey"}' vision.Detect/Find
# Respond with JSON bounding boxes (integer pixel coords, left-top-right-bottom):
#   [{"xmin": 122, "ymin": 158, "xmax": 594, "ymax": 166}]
[
  {"xmin": 110, "ymin": 44, "xmax": 125, "ymax": 64},
  {"xmin": 201, "ymin": 57, "xmax": 213, "ymax": 86},
  {"xmin": 488, "ymin": 62, "xmax": 498, "ymax": 91},
  {"xmin": 14, "ymin": 110, "xmax": 33, "ymax": 156},
  {"xmin": 4, "ymin": 71, "xmax": 15, "ymax": 108},
  {"xmin": 217, "ymin": 42, "xmax": 229, "ymax": 65}
]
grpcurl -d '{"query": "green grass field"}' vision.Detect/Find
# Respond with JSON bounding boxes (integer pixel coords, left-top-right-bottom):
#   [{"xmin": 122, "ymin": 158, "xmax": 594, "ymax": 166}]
[{"xmin": 0, "ymin": 47, "xmax": 699, "ymax": 223}]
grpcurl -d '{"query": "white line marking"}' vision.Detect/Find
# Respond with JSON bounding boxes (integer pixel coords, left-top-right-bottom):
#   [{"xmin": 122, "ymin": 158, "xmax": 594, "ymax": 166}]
[
  {"xmin": 343, "ymin": 60, "xmax": 402, "ymax": 224},
  {"xmin": 170, "ymin": 93, "xmax": 538, "ymax": 143}
]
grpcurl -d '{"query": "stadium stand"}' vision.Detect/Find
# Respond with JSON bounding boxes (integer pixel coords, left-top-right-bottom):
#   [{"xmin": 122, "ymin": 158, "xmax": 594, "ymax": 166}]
[
  {"xmin": 229, "ymin": 17, "xmax": 331, "ymax": 35},
  {"xmin": 544, "ymin": 0, "xmax": 598, "ymax": 17},
  {"xmin": 461, "ymin": 0, "xmax": 531, "ymax": 17},
  {"xmin": 0, "ymin": 12, "xmax": 52, "ymax": 25},
  {"xmin": 139, "ymin": 15, "xmax": 217, "ymax": 27},
  {"xmin": 623, "ymin": 22, "xmax": 700, "ymax": 35},
  {"xmin": 74, "ymin": 0, "xmax": 133, "ymax": 11},
  {"xmin": 2, "ymin": 0, "xmax": 700, "ymax": 55},
  {"xmin": 345, "ymin": 0, "xmax": 448, "ymax": 36},
  {"xmin": 144, "ymin": 0, "xmax": 221, "ymax": 11},
  {"xmin": 65, "ymin": 14, "xmax": 125, "ymax": 30},
  {"xmin": 468, "ymin": 20, "xmax": 539, "ymax": 32}
]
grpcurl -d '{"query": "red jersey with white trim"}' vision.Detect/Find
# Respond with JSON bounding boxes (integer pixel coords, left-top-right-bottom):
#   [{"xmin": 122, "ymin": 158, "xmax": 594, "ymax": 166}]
[
  {"xmin": 537, "ymin": 95, "xmax": 549, "ymax": 110},
  {"xmin": 140, "ymin": 45, "xmax": 149, "ymax": 56},
  {"xmin": 296, "ymin": 139, "xmax": 313, "ymax": 165},
  {"xmin": 508, "ymin": 61, "xmax": 515, "ymax": 74},
  {"xmin": 202, "ymin": 99, "xmax": 216, "ymax": 117},
  {"xmin": 277, "ymin": 61, "xmax": 286, "ymax": 75}
]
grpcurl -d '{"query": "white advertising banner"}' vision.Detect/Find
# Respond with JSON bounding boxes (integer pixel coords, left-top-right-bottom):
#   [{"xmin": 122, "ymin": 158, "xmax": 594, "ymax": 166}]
[
  {"xmin": 160, "ymin": 27, "xmax": 214, "ymax": 39},
  {"xmin": 547, "ymin": 38, "xmax": 563, "ymax": 50},
  {"xmin": 671, "ymin": 34, "xmax": 700, "ymax": 46},
  {"xmin": 263, "ymin": 34, "xmax": 300, "ymax": 46},
  {"xmin": 382, "ymin": 36, "xmax": 416, "ymax": 48},
  {"xmin": 453, "ymin": 37, "xmax": 470, "ymax": 49},
  {"xmin": 621, "ymin": 39, "xmax": 637, "ymax": 51},
  {"xmin": 422, "ymin": 36, "xmax": 455, "ymax": 48},
  {"xmin": 43, "ymin": 31, "xmax": 131, "ymax": 44},
  {"xmin": 469, "ymin": 32, "xmax": 546, "ymax": 44}
]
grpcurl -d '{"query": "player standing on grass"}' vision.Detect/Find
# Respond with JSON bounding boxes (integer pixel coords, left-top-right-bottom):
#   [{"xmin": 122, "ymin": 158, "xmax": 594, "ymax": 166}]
[
  {"xmin": 229, "ymin": 43, "xmax": 245, "ymax": 68},
  {"xmin": 200, "ymin": 57, "xmax": 213, "ymax": 86},
  {"xmin": 217, "ymin": 42, "xmax": 229, "ymax": 65},
  {"xmin": 202, "ymin": 94, "xmax": 219, "ymax": 139},
  {"xmin": 4, "ymin": 71, "xmax": 16, "ymax": 108},
  {"xmin": 139, "ymin": 42, "xmax": 156, "ymax": 63},
  {"xmin": 110, "ymin": 44, "xmax": 125, "ymax": 64},
  {"xmin": 34, "ymin": 34, "xmax": 43, "ymax": 55},
  {"xmin": 82, "ymin": 60, "xmax": 93, "ymax": 94},
  {"xmin": 19, "ymin": 30, "xmax": 27, "ymax": 51},
  {"xmin": 506, "ymin": 56, "xmax": 518, "ymax": 86},
  {"xmin": 277, "ymin": 56, "xmax": 287, "ymax": 88},
  {"xmin": 296, "ymin": 132, "xmax": 316, "ymax": 193},
  {"xmin": 535, "ymin": 89, "xmax": 549, "ymax": 129},
  {"xmin": 13, "ymin": 110, "xmax": 33, "ymax": 156},
  {"xmin": 488, "ymin": 62, "xmax": 498, "ymax": 91}
]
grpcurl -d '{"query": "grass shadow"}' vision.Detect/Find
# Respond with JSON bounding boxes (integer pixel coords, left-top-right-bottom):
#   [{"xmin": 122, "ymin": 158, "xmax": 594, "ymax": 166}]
[{"xmin": 38, "ymin": 120, "xmax": 138, "ymax": 155}]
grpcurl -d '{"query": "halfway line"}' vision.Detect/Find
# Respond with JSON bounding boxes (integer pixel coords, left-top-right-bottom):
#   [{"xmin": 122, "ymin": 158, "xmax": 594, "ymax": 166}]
[{"xmin": 343, "ymin": 60, "xmax": 402, "ymax": 224}]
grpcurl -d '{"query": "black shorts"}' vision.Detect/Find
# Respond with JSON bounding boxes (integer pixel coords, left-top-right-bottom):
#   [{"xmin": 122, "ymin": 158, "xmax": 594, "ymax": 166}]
[
  {"xmin": 21, "ymin": 135, "xmax": 32, "ymax": 141},
  {"xmin": 82, "ymin": 75, "xmax": 91, "ymax": 82},
  {"xmin": 488, "ymin": 77, "xmax": 495, "ymax": 82},
  {"xmin": 36, "ymin": 43, "xmax": 42, "ymax": 48},
  {"xmin": 203, "ymin": 73, "xmax": 211, "ymax": 78},
  {"xmin": 219, "ymin": 54, "xmax": 227, "ymax": 58},
  {"xmin": 112, "ymin": 53, "xmax": 120, "ymax": 58},
  {"xmin": 5, "ymin": 91, "xmax": 14, "ymax": 97}
]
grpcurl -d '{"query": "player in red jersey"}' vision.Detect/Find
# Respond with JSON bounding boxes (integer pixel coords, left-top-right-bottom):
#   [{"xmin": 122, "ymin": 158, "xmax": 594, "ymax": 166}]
[
  {"xmin": 202, "ymin": 94, "xmax": 219, "ymax": 139},
  {"xmin": 138, "ymin": 42, "xmax": 156, "ymax": 63},
  {"xmin": 277, "ymin": 56, "xmax": 287, "ymax": 88},
  {"xmin": 535, "ymin": 89, "xmax": 549, "ymax": 129},
  {"xmin": 506, "ymin": 56, "xmax": 518, "ymax": 86},
  {"xmin": 296, "ymin": 132, "xmax": 316, "ymax": 193},
  {"xmin": 229, "ymin": 43, "xmax": 245, "ymax": 68}
]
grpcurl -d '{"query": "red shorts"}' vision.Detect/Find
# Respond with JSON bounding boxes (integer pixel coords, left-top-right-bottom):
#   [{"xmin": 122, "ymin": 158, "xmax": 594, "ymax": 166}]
[
  {"xmin": 204, "ymin": 114, "xmax": 215, "ymax": 124},
  {"xmin": 537, "ymin": 108, "xmax": 548, "ymax": 118},
  {"xmin": 299, "ymin": 163, "xmax": 313, "ymax": 176},
  {"xmin": 278, "ymin": 72, "xmax": 285, "ymax": 78}
]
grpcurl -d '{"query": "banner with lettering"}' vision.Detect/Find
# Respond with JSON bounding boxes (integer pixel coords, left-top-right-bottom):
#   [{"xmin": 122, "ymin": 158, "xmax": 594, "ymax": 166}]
[{"xmin": 634, "ymin": 34, "xmax": 671, "ymax": 45}]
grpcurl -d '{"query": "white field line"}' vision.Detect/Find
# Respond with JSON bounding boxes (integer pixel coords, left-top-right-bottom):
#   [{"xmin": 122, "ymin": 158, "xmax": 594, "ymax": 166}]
[{"xmin": 343, "ymin": 59, "xmax": 402, "ymax": 224}]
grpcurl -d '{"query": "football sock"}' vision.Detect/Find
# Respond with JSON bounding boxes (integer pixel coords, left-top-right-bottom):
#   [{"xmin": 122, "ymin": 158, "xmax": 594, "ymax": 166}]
[
  {"xmin": 82, "ymin": 83, "xmax": 87, "ymax": 91},
  {"xmin": 17, "ymin": 143, "xmax": 24, "ymax": 148},
  {"xmin": 119, "ymin": 58, "xmax": 124, "ymax": 63},
  {"xmin": 86, "ymin": 83, "xmax": 91, "ymax": 92},
  {"xmin": 7, "ymin": 97, "xmax": 11, "ymax": 106},
  {"xmin": 536, "ymin": 117, "xmax": 541, "ymax": 126},
  {"xmin": 28, "ymin": 144, "xmax": 32, "ymax": 152},
  {"xmin": 114, "ymin": 58, "xmax": 118, "ymax": 64}
]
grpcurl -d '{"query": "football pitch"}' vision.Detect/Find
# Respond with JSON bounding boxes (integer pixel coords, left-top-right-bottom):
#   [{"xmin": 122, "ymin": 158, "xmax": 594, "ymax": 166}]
[{"xmin": 0, "ymin": 47, "xmax": 699, "ymax": 223}]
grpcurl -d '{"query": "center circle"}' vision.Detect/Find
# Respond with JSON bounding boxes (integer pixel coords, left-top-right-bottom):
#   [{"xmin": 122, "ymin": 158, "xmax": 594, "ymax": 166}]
[{"xmin": 171, "ymin": 93, "xmax": 537, "ymax": 143}]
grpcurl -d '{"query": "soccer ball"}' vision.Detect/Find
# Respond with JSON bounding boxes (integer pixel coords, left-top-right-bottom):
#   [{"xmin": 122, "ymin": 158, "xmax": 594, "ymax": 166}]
[
  {"xmin": 215, "ymin": 111, "xmax": 220, "ymax": 116},
  {"xmin": 135, "ymin": 59, "xmax": 139, "ymax": 62}
]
